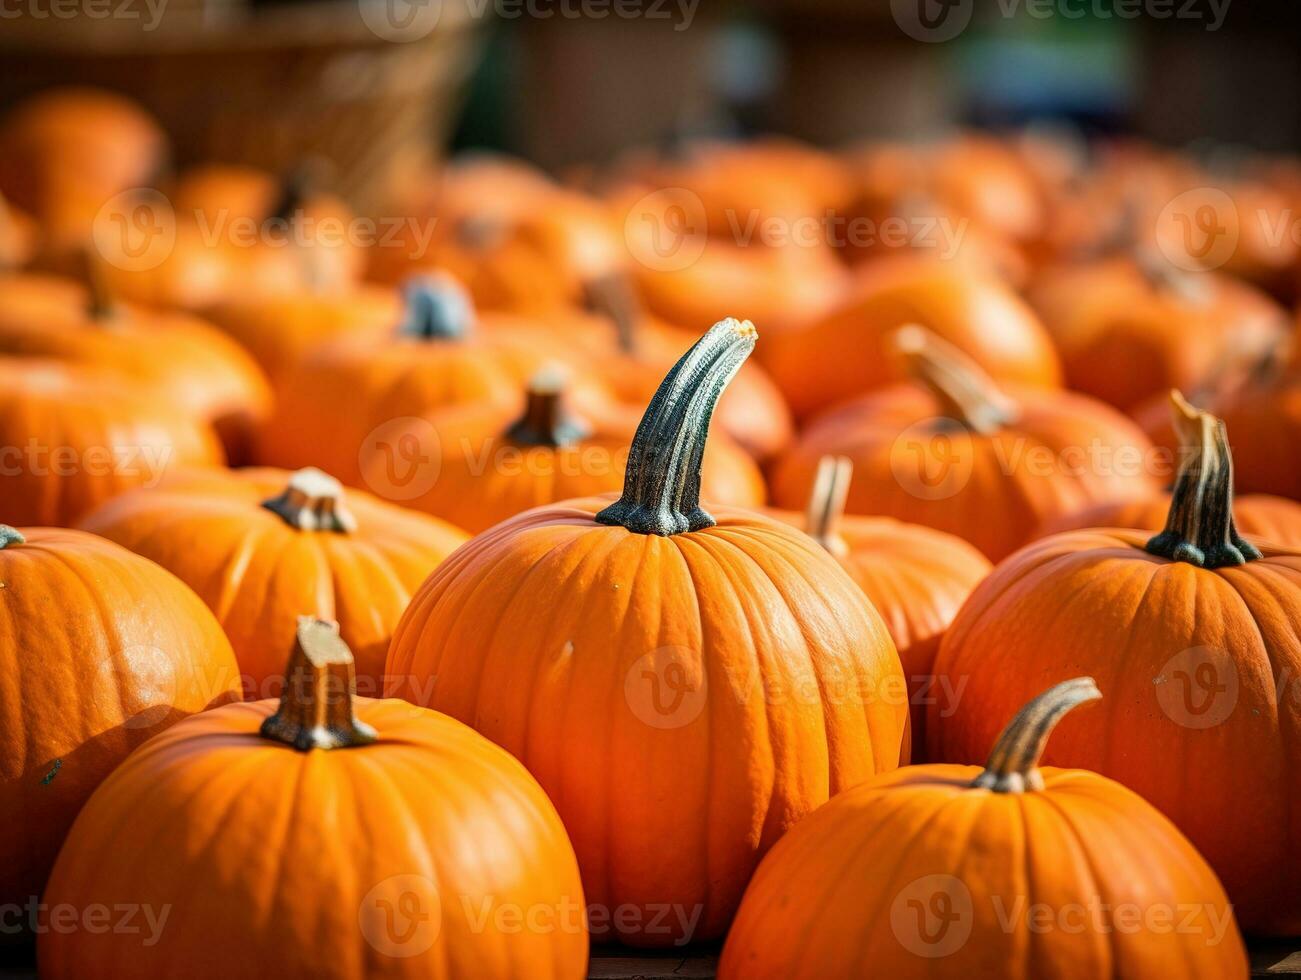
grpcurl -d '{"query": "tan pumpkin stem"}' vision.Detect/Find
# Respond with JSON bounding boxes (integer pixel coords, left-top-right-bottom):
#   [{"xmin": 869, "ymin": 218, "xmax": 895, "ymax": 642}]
[
  {"xmin": 805, "ymin": 455, "xmax": 851, "ymax": 558},
  {"xmin": 1146, "ymin": 391, "xmax": 1261, "ymax": 568},
  {"xmin": 972, "ymin": 677, "xmax": 1101, "ymax": 793},
  {"xmin": 597, "ymin": 317, "xmax": 756, "ymax": 536},
  {"xmin": 260, "ymin": 618, "xmax": 377, "ymax": 751},
  {"xmin": 584, "ymin": 271, "xmax": 642, "ymax": 354},
  {"xmin": 506, "ymin": 368, "xmax": 591, "ymax": 447},
  {"xmin": 0, "ymin": 525, "xmax": 25, "ymax": 549},
  {"xmin": 892, "ymin": 325, "xmax": 1018, "ymax": 434},
  {"xmin": 398, "ymin": 275, "xmax": 474, "ymax": 341},
  {"xmin": 262, "ymin": 468, "xmax": 357, "ymax": 533}
]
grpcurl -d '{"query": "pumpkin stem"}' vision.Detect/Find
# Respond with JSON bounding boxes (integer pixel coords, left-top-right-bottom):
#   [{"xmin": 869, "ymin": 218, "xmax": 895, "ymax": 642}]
[
  {"xmin": 267, "ymin": 163, "xmax": 316, "ymax": 225},
  {"xmin": 596, "ymin": 317, "xmax": 756, "ymax": 536},
  {"xmin": 260, "ymin": 618, "xmax": 377, "ymax": 751},
  {"xmin": 891, "ymin": 325, "xmax": 1018, "ymax": 434},
  {"xmin": 262, "ymin": 468, "xmax": 357, "ymax": 533},
  {"xmin": 0, "ymin": 525, "xmax": 25, "ymax": 549},
  {"xmin": 77, "ymin": 248, "xmax": 115, "ymax": 321},
  {"xmin": 1146, "ymin": 390, "xmax": 1262, "ymax": 568},
  {"xmin": 805, "ymin": 455, "xmax": 851, "ymax": 557},
  {"xmin": 972, "ymin": 677, "xmax": 1101, "ymax": 793},
  {"xmin": 584, "ymin": 271, "xmax": 641, "ymax": 354},
  {"xmin": 397, "ymin": 274, "xmax": 474, "ymax": 341},
  {"xmin": 506, "ymin": 368, "xmax": 590, "ymax": 447}
]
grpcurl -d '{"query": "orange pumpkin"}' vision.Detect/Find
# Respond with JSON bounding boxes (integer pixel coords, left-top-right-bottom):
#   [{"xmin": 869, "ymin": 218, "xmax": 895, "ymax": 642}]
[
  {"xmin": 0, "ymin": 359, "xmax": 223, "ymax": 526},
  {"xmin": 771, "ymin": 327, "xmax": 1156, "ymax": 561},
  {"xmin": 767, "ymin": 455, "xmax": 990, "ymax": 753},
  {"xmin": 928, "ymin": 395, "xmax": 1301, "ymax": 935},
  {"xmin": 40, "ymin": 618, "xmax": 587, "ymax": 979},
  {"xmin": 0, "ymin": 271, "xmax": 272, "ymax": 461},
  {"xmin": 721, "ymin": 679, "xmax": 1247, "ymax": 979},
  {"xmin": 0, "ymin": 87, "xmax": 167, "ymax": 263},
  {"xmin": 1027, "ymin": 251, "xmax": 1287, "ymax": 412},
  {"xmin": 387, "ymin": 319, "xmax": 908, "ymax": 945},
  {"xmin": 1204, "ymin": 368, "xmax": 1301, "ymax": 500},
  {"xmin": 0, "ymin": 526, "xmax": 240, "ymax": 910},
  {"xmin": 760, "ymin": 256, "xmax": 1062, "ymax": 419},
  {"xmin": 79, "ymin": 467, "xmax": 468, "ymax": 698},
  {"xmin": 0, "ymin": 192, "xmax": 37, "ymax": 269}
]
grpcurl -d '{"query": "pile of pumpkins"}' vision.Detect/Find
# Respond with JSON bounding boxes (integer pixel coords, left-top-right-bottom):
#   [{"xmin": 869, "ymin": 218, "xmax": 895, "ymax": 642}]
[{"xmin": 1, "ymin": 86, "xmax": 1299, "ymax": 979}]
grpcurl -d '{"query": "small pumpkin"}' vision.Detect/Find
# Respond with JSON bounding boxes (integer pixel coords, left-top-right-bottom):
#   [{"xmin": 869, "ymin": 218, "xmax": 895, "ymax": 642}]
[
  {"xmin": 0, "ymin": 526, "xmax": 240, "ymax": 910},
  {"xmin": 0, "ymin": 359, "xmax": 224, "ymax": 526},
  {"xmin": 770, "ymin": 326, "xmax": 1157, "ymax": 562},
  {"xmin": 387, "ymin": 318, "xmax": 908, "ymax": 945},
  {"xmin": 760, "ymin": 256, "xmax": 1062, "ymax": 419},
  {"xmin": 0, "ymin": 191, "xmax": 37, "ymax": 269},
  {"xmin": 767, "ymin": 455, "xmax": 990, "ymax": 753},
  {"xmin": 720, "ymin": 679, "xmax": 1247, "ymax": 979},
  {"xmin": 40, "ymin": 618, "xmax": 587, "ymax": 979},
  {"xmin": 1027, "ymin": 250, "xmax": 1287, "ymax": 412},
  {"xmin": 0, "ymin": 271, "xmax": 272, "ymax": 462},
  {"xmin": 79, "ymin": 467, "xmax": 468, "ymax": 698},
  {"xmin": 928, "ymin": 395, "xmax": 1301, "ymax": 935}
]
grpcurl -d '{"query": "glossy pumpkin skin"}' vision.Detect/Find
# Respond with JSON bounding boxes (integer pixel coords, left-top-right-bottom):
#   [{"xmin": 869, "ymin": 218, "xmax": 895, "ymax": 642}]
[
  {"xmin": 0, "ymin": 273, "xmax": 272, "ymax": 461},
  {"xmin": 39, "ymin": 697, "xmax": 588, "ymax": 979},
  {"xmin": 928, "ymin": 529, "xmax": 1301, "ymax": 935},
  {"xmin": 1027, "ymin": 257, "xmax": 1287, "ymax": 413},
  {"xmin": 78, "ymin": 468, "xmax": 469, "ymax": 697},
  {"xmin": 387, "ymin": 499, "xmax": 909, "ymax": 945},
  {"xmin": 770, "ymin": 384, "xmax": 1158, "ymax": 562},
  {"xmin": 1037, "ymin": 492, "xmax": 1301, "ymax": 547},
  {"xmin": 0, "ymin": 360, "xmax": 224, "ymax": 527},
  {"xmin": 767, "ymin": 507, "xmax": 990, "ymax": 753},
  {"xmin": 0, "ymin": 528, "xmax": 241, "ymax": 909},
  {"xmin": 760, "ymin": 258, "xmax": 1062, "ymax": 419},
  {"xmin": 719, "ymin": 763, "xmax": 1246, "ymax": 979}
]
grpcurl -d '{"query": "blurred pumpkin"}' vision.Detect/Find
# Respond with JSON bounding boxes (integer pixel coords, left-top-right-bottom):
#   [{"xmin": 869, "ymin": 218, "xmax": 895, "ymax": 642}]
[
  {"xmin": 0, "ymin": 526, "xmax": 239, "ymax": 910},
  {"xmin": 928, "ymin": 394, "xmax": 1301, "ymax": 935},
  {"xmin": 760, "ymin": 256, "xmax": 1061, "ymax": 419},
  {"xmin": 0, "ymin": 359, "xmax": 223, "ymax": 526},
  {"xmin": 387, "ymin": 319, "xmax": 908, "ymax": 945},
  {"xmin": 770, "ymin": 326, "xmax": 1157, "ymax": 562},
  {"xmin": 0, "ymin": 192, "xmax": 37, "ymax": 269},
  {"xmin": 766, "ymin": 455, "xmax": 989, "ymax": 754},
  {"xmin": 79, "ymin": 467, "xmax": 469, "ymax": 698},
  {"xmin": 40, "ymin": 618, "xmax": 587, "ymax": 980},
  {"xmin": 720, "ymin": 678, "xmax": 1247, "ymax": 980}
]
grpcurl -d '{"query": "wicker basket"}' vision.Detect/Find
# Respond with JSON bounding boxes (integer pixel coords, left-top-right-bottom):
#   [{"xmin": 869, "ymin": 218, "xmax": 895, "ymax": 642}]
[{"xmin": 0, "ymin": 0, "xmax": 482, "ymax": 210}]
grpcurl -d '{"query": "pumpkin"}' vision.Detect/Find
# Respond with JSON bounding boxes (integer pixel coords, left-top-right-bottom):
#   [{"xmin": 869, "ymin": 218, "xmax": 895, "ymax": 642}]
[
  {"xmin": 257, "ymin": 275, "xmax": 610, "ymax": 488},
  {"xmin": 39, "ymin": 618, "xmax": 587, "ymax": 979},
  {"xmin": 0, "ymin": 271, "xmax": 272, "ymax": 462},
  {"xmin": 0, "ymin": 525, "xmax": 240, "ymax": 910},
  {"xmin": 0, "ymin": 359, "xmax": 223, "ymax": 526},
  {"xmin": 0, "ymin": 87, "xmax": 167, "ymax": 263},
  {"xmin": 1200, "ymin": 366, "xmax": 1301, "ymax": 500},
  {"xmin": 720, "ymin": 678, "xmax": 1247, "ymax": 979},
  {"xmin": 928, "ymin": 394, "xmax": 1301, "ymax": 935},
  {"xmin": 1027, "ymin": 251, "xmax": 1287, "ymax": 413},
  {"xmin": 0, "ymin": 192, "xmax": 37, "ymax": 269},
  {"xmin": 766, "ymin": 455, "xmax": 991, "ymax": 754},
  {"xmin": 387, "ymin": 318, "xmax": 909, "ymax": 945},
  {"xmin": 770, "ymin": 326, "xmax": 1157, "ymax": 562},
  {"xmin": 79, "ymin": 466, "xmax": 468, "ymax": 698},
  {"xmin": 759, "ymin": 256, "xmax": 1062, "ymax": 419}
]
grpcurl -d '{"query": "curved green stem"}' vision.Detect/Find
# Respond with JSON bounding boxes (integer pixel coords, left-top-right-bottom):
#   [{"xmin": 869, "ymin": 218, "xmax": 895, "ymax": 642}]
[
  {"xmin": 260, "ymin": 618, "xmax": 377, "ymax": 751},
  {"xmin": 972, "ymin": 678, "xmax": 1101, "ymax": 793},
  {"xmin": 596, "ymin": 317, "xmax": 756, "ymax": 536}
]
